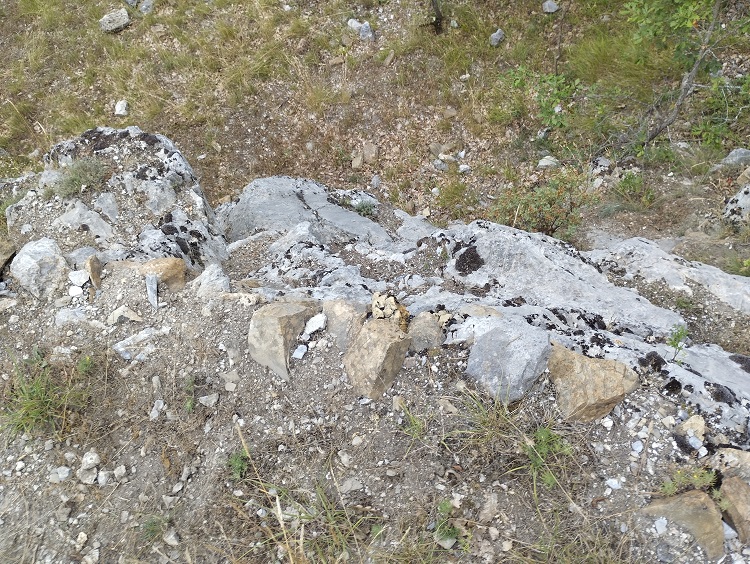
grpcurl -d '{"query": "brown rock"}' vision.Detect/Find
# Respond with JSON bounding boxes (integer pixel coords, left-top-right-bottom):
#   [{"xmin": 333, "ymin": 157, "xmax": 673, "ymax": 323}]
[
  {"xmin": 343, "ymin": 319, "xmax": 411, "ymax": 398},
  {"xmin": 737, "ymin": 166, "xmax": 750, "ymax": 186},
  {"xmin": 721, "ymin": 476, "xmax": 750, "ymax": 543},
  {"xmin": 548, "ymin": 343, "xmax": 639, "ymax": 422},
  {"xmin": 247, "ymin": 301, "xmax": 319, "ymax": 381},
  {"xmin": 84, "ymin": 255, "xmax": 103, "ymax": 289},
  {"xmin": 138, "ymin": 258, "xmax": 186, "ymax": 291},
  {"xmin": 640, "ymin": 490, "xmax": 724, "ymax": 560},
  {"xmin": 675, "ymin": 414, "xmax": 706, "ymax": 441}
]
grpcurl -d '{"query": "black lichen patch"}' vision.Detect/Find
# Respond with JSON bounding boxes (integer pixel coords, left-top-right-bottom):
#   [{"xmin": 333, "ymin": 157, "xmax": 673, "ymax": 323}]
[
  {"xmin": 503, "ymin": 296, "xmax": 526, "ymax": 307},
  {"xmin": 638, "ymin": 351, "xmax": 666, "ymax": 372},
  {"xmin": 705, "ymin": 382, "xmax": 737, "ymax": 405},
  {"xmin": 663, "ymin": 378, "xmax": 682, "ymax": 395},
  {"xmin": 138, "ymin": 133, "xmax": 162, "ymax": 147},
  {"xmin": 729, "ymin": 354, "xmax": 750, "ymax": 374},
  {"xmin": 455, "ymin": 245, "xmax": 484, "ymax": 275}
]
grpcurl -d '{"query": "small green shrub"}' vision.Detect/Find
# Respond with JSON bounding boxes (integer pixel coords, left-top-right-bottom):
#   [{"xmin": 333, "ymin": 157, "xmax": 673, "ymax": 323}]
[
  {"xmin": 726, "ymin": 258, "xmax": 750, "ymax": 277},
  {"xmin": 227, "ymin": 450, "xmax": 250, "ymax": 481},
  {"xmin": 523, "ymin": 425, "xmax": 573, "ymax": 489},
  {"xmin": 354, "ymin": 200, "xmax": 376, "ymax": 217},
  {"xmin": 660, "ymin": 468, "xmax": 717, "ymax": 496},
  {"xmin": 53, "ymin": 157, "xmax": 109, "ymax": 199},
  {"xmin": 141, "ymin": 514, "xmax": 170, "ymax": 542},
  {"xmin": 492, "ymin": 170, "xmax": 598, "ymax": 238},
  {"xmin": 667, "ymin": 324, "xmax": 689, "ymax": 361},
  {"xmin": 612, "ymin": 171, "xmax": 656, "ymax": 209}
]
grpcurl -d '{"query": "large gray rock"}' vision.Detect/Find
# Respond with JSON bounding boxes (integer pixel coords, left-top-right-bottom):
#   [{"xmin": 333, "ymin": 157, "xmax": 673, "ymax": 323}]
[
  {"xmin": 548, "ymin": 344, "xmax": 639, "ymax": 421},
  {"xmin": 724, "ymin": 184, "xmax": 750, "ymax": 225},
  {"xmin": 216, "ymin": 177, "xmax": 392, "ymax": 247},
  {"xmin": 444, "ymin": 223, "xmax": 683, "ymax": 337},
  {"xmin": 9, "ymin": 127, "xmax": 228, "ymax": 269},
  {"xmin": 587, "ymin": 237, "xmax": 750, "ymax": 315},
  {"xmin": 99, "ymin": 8, "xmax": 130, "ymax": 33},
  {"xmin": 343, "ymin": 319, "xmax": 411, "ymax": 398},
  {"xmin": 720, "ymin": 148, "xmax": 750, "ymax": 168},
  {"xmin": 10, "ymin": 238, "xmax": 69, "ymax": 300},
  {"xmin": 465, "ymin": 318, "xmax": 550, "ymax": 403},
  {"xmin": 247, "ymin": 301, "xmax": 319, "ymax": 380}
]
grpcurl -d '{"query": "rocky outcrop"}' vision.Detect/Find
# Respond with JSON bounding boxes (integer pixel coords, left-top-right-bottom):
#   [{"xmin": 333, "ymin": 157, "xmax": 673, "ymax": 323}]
[{"xmin": 3, "ymin": 129, "xmax": 750, "ymax": 563}]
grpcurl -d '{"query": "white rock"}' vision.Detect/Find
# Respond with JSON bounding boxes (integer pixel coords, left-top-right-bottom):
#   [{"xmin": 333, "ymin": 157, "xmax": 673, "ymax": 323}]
[
  {"xmin": 198, "ymin": 393, "xmax": 219, "ymax": 408},
  {"xmin": 81, "ymin": 451, "xmax": 100, "ymax": 471},
  {"xmin": 303, "ymin": 313, "xmax": 327, "ymax": 335},
  {"xmin": 291, "ymin": 345, "xmax": 307, "ymax": 360},
  {"xmin": 69, "ymin": 270, "xmax": 90, "ymax": 287},
  {"xmin": 605, "ymin": 478, "xmax": 622, "ymax": 490},
  {"xmin": 537, "ymin": 155, "xmax": 560, "ymax": 169},
  {"xmin": 114, "ymin": 100, "xmax": 129, "ymax": 117}
]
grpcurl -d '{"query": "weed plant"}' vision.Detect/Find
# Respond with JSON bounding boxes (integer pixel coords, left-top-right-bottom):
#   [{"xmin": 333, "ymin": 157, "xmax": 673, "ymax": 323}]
[
  {"xmin": 1, "ymin": 348, "xmax": 92, "ymax": 438},
  {"xmin": 51, "ymin": 157, "xmax": 109, "ymax": 199}
]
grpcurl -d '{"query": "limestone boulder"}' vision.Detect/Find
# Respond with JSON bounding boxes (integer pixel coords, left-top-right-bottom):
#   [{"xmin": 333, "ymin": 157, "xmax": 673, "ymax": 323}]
[
  {"xmin": 343, "ymin": 319, "xmax": 411, "ymax": 398},
  {"xmin": 10, "ymin": 238, "xmax": 69, "ymax": 300},
  {"xmin": 548, "ymin": 344, "xmax": 639, "ymax": 422},
  {"xmin": 465, "ymin": 318, "xmax": 550, "ymax": 403},
  {"xmin": 247, "ymin": 301, "xmax": 319, "ymax": 380}
]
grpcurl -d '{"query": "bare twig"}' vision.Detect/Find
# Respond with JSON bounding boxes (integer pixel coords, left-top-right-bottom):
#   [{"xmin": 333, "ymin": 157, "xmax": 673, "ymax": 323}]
[{"xmin": 629, "ymin": 0, "xmax": 724, "ymax": 151}]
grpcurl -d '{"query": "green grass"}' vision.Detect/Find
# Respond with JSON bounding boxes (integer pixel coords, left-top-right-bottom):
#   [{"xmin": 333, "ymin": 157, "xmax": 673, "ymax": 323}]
[
  {"xmin": 609, "ymin": 171, "xmax": 656, "ymax": 212},
  {"xmin": 141, "ymin": 514, "xmax": 170, "ymax": 543},
  {"xmin": 1, "ymin": 348, "xmax": 92, "ymax": 439},
  {"xmin": 51, "ymin": 156, "xmax": 110, "ymax": 199},
  {"xmin": 659, "ymin": 467, "xmax": 717, "ymax": 497}
]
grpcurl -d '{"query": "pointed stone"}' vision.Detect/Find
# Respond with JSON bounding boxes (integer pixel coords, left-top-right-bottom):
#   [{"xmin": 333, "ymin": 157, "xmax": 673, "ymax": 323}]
[
  {"xmin": 247, "ymin": 301, "xmax": 319, "ymax": 380},
  {"xmin": 548, "ymin": 344, "xmax": 639, "ymax": 421},
  {"xmin": 640, "ymin": 490, "xmax": 724, "ymax": 561},
  {"xmin": 84, "ymin": 254, "xmax": 103, "ymax": 289},
  {"xmin": 343, "ymin": 319, "xmax": 411, "ymax": 398}
]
